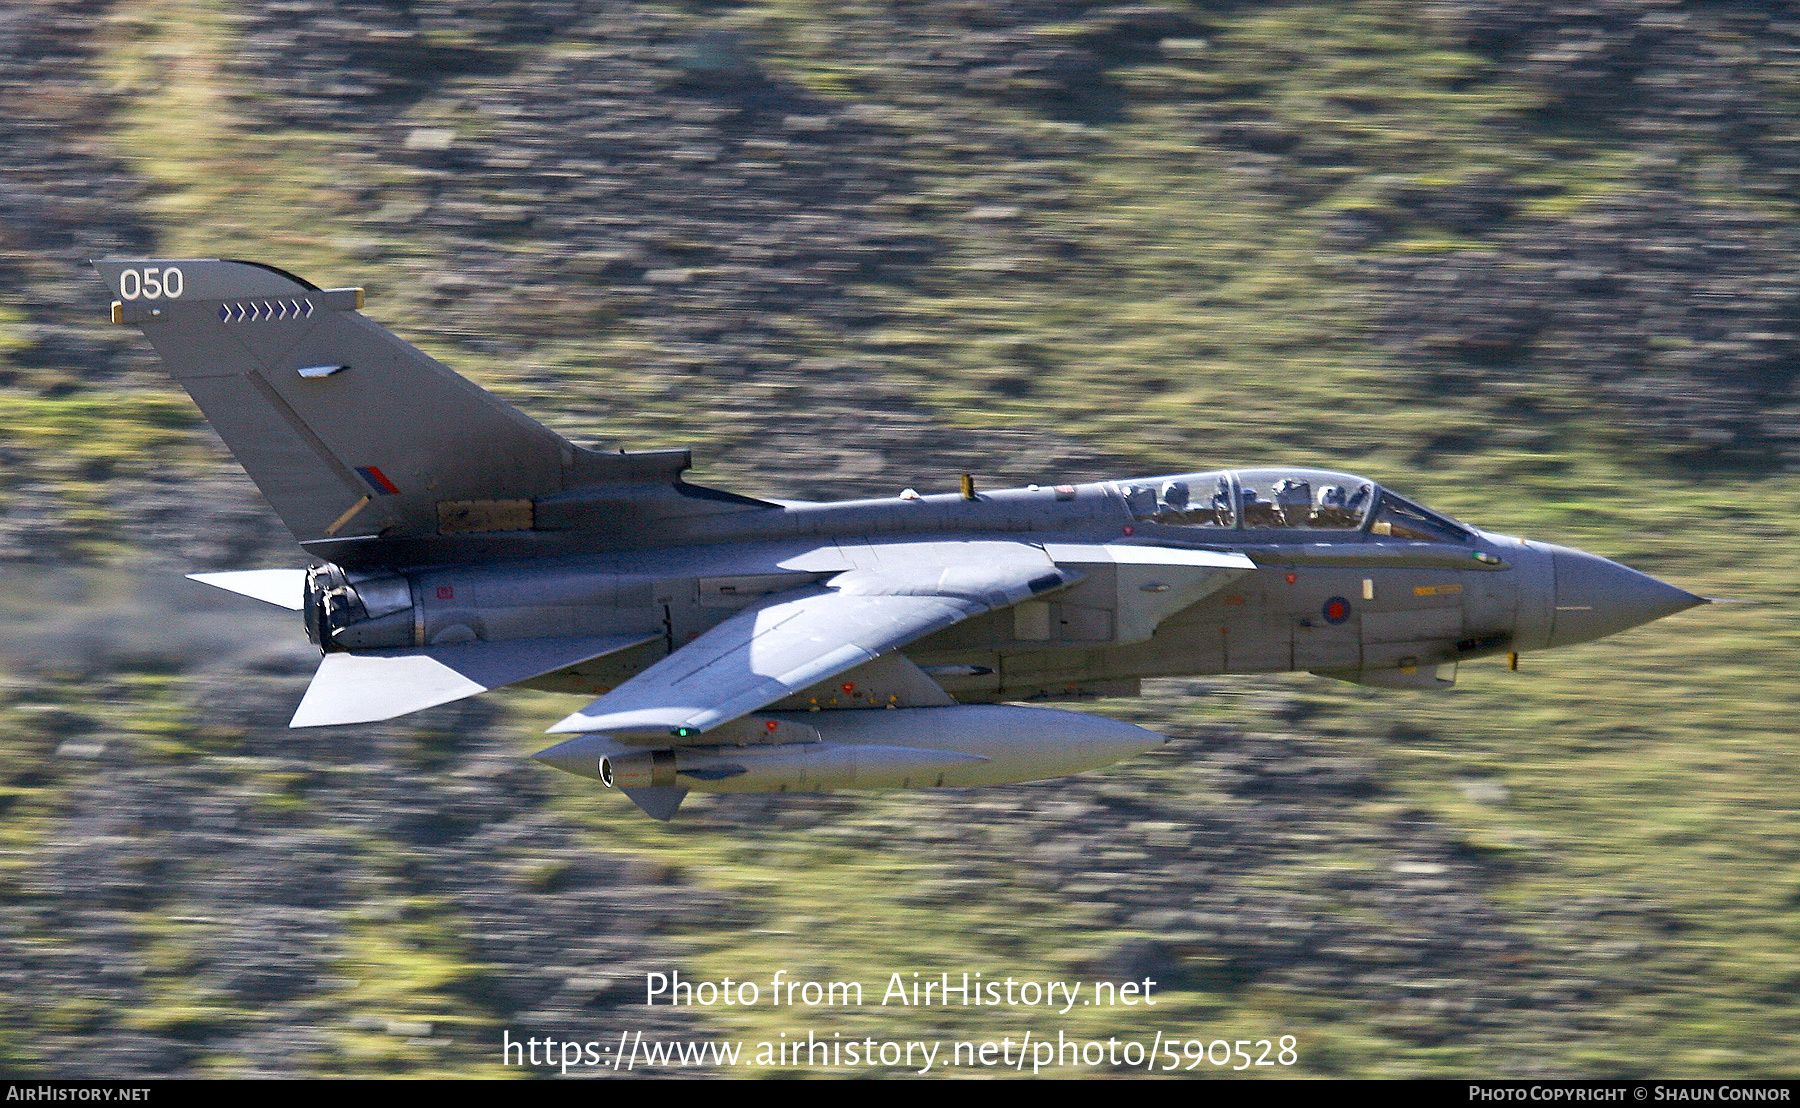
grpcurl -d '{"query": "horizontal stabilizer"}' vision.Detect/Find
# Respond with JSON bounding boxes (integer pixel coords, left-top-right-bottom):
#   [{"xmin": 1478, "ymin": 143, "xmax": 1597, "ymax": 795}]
[
  {"xmin": 186, "ymin": 569, "xmax": 308, "ymax": 610},
  {"xmin": 291, "ymin": 632, "xmax": 660, "ymax": 727}
]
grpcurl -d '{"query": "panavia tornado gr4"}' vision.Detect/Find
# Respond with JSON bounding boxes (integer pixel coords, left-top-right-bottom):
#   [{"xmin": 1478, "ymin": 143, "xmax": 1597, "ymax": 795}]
[{"xmin": 95, "ymin": 259, "xmax": 1708, "ymax": 819}]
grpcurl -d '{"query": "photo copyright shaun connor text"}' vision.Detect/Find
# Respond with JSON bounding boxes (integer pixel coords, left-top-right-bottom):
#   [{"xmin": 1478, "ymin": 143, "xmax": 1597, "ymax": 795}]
[
  {"xmin": 500, "ymin": 968, "xmax": 1300, "ymax": 1074},
  {"xmin": 1471, "ymin": 1090, "xmax": 1791, "ymax": 1103}
]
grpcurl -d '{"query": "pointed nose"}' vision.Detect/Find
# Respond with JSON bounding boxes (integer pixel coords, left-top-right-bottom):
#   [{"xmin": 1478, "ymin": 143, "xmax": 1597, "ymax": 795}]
[{"xmin": 1547, "ymin": 545, "xmax": 1707, "ymax": 648}]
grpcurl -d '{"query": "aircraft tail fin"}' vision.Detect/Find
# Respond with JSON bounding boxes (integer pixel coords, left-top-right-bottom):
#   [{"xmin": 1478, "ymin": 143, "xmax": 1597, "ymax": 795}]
[{"xmin": 94, "ymin": 258, "xmax": 746, "ymax": 558}]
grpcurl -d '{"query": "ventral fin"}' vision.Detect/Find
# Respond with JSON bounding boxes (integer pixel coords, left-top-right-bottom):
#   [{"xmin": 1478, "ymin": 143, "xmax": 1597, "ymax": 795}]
[{"xmin": 620, "ymin": 786, "xmax": 687, "ymax": 821}]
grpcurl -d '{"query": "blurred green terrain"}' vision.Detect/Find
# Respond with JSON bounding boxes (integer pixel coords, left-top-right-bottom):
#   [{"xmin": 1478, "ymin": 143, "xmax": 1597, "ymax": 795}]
[{"xmin": 0, "ymin": 0, "xmax": 1796, "ymax": 1078}]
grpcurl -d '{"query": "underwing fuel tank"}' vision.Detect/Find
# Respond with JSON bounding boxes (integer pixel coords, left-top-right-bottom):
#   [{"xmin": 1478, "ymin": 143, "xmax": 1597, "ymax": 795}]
[{"xmin": 532, "ymin": 704, "xmax": 1166, "ymax": 792}]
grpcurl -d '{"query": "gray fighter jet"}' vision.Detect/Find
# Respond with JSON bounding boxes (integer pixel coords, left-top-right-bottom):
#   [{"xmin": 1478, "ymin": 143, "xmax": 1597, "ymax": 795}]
[{"xmin": 95, "ymin": 258, "xmax": 1708, "ymax": 819}]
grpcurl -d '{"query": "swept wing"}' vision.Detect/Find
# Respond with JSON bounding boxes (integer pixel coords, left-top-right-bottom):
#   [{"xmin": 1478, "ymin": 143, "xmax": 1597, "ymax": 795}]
[{"xmin": 547, "ymin": 540, "xmax": 1073, "ymax": 737}]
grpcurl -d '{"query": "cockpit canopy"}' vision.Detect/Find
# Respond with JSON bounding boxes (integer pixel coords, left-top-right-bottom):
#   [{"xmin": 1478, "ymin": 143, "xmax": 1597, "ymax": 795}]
[{"xmin": 1113, "ymin": 468, "xmax": 1473, "ymax": 543}]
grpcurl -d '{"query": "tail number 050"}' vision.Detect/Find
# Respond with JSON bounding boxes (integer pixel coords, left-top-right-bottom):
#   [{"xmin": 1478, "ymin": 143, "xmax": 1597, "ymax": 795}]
[{"xmin": 117, "ymin": 267, "xmax": 184, "ymax": 300}]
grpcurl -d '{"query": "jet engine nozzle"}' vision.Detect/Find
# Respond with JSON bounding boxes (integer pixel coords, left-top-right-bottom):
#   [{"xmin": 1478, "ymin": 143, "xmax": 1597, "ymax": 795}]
[
  {"xmin": 303, "ymin": 562, "xmax": 415, "ymax": 651},
  {"xmin": 1546, "ymin": 546, "xmax": 1706, "ymax": 648}
]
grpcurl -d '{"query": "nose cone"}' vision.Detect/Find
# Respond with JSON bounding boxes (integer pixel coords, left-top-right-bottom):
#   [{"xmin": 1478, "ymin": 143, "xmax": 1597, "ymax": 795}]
[{"xmin": 1548, "ymin": 546, "xmax": 1707, "ymax": 648}]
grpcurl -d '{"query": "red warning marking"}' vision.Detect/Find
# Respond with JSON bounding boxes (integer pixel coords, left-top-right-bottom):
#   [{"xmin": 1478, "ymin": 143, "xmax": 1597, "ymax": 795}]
[
  {"xmin": 436, "ymin": 585, "xmax": 454, "ymax": 600},
  {"xmin": 765, "ymin": 720, "xmax": 779, "ymax": 733},
  {"xmin": 841, "ymin": 683, "xmax": 856, "ymax": 694},
  {"xmin": 1285, "ymin": 573, "xmax": 1297, "ymax": 584},
  {"xmin": 1122, "ymin": 525, "xmax": 1135, "ymax": 536}
]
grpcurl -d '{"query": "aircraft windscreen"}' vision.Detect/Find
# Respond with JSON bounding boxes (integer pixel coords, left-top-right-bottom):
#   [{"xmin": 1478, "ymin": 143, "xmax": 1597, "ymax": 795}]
[{"xmin": 1369, "ymin": 491, "xmax": 1473, "ymax": 543}]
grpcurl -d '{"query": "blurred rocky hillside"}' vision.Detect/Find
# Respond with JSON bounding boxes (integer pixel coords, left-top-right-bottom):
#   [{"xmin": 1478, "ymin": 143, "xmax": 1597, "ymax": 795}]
[{"xmin": 1, "ymin": 0, "xmax": 1796, "ymax": 1079}]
